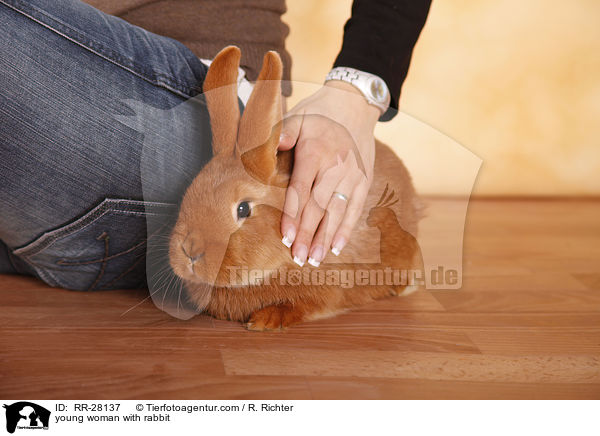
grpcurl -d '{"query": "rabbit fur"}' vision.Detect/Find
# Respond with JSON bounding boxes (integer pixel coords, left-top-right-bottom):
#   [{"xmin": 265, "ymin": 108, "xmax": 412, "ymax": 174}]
[{"xmin": 169, "ymin": 46, "xmax": 423, "ymax": 330}]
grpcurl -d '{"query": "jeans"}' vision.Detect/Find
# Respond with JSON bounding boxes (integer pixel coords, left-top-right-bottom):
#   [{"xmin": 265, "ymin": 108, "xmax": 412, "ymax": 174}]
[{"xmin": 0, "ymin": 0, "xmax": 214, "ymax": 291}]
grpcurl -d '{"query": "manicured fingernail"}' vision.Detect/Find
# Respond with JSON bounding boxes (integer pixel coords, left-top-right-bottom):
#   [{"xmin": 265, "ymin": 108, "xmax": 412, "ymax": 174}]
[
  {"xmin": 281, "ymin": 228, "xmax": 296, "ymax": 248},
  {"xmin": 307, "ymin": 257, "xmax": 320, "ymax": 267},
  {"xmin": 293, "ymin": 256, "xmax": 305, "ymax": 267},
  {"xmin": 293, "ymin": 244, "xmax": 308, "ymax": 267},
  {"xmin": 331, "ymin": 237, "xmax": 346, "ymax": 256},
  {"xmin": 308, "ymin": 246, "xmax": 324, "ymax": 267}
]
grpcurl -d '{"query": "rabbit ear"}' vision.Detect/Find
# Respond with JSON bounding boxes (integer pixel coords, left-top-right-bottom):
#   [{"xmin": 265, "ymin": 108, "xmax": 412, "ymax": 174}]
[
  {"xmin": 203, "ymin": 46, "xmax": 241, "ymax": 156},
  {"xmin": 237, "ymin": 51, "xmax": 283, "ymax": 184}
]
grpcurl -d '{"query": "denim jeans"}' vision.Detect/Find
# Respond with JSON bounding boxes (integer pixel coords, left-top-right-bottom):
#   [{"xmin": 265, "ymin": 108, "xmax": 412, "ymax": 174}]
[{"xmin": 0, "ymin": 0, "xmax": 214, "ymax": 291}]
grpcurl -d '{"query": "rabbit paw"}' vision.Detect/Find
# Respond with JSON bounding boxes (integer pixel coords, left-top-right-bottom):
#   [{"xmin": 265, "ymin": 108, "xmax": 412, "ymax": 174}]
[{"xmin": 245, "ymin": 304, "xmax": 303, "ymax": 331}]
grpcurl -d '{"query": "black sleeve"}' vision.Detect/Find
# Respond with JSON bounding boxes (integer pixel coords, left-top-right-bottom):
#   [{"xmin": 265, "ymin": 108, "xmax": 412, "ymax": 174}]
[{"xmin": 333, "ymin": 0, "xmax": 432, "ymax": 121}]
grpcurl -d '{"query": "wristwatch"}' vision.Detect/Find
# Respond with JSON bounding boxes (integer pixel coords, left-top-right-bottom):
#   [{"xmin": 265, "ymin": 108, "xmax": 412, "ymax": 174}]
[{"xmin": 325, "ymin": 67, "xmax": 391, "ymax": 117}]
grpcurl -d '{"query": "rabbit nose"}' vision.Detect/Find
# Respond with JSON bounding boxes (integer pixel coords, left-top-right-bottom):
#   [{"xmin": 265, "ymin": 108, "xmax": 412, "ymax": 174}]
[{"xmin": 182, "ymin": 234, "xmax": 205, "ymax": 264}]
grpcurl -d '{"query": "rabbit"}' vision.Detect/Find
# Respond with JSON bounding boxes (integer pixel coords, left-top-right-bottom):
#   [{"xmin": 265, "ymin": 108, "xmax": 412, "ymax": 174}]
[{"xmin": 169, "ymin": 46, "xmax": 423, "ymax": 330}]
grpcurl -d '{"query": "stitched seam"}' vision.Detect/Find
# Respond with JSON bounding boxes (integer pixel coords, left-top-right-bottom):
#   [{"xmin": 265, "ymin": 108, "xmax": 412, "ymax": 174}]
[
  {"xmin": 56, "ymin": 219, "xmax": 170, "ymax": 266},
  {"xmin": 110, "ymin": 211, "xmax": 173, "ymax": 217},
  {"xmin": 13, "ymin": 199, "xmax": 176, "ymax": 257},
  {"xmin": 57, "ymin": 237, "xmax": 147, "ymax": 265},
  {"xmin": 0, "ymin": 0, "xmax": 202, "ymax": 98},
  {"xmin": 13, "ymin": 208, "xmax": 111, "ymax": 257},
  {"xmin": 109, "ymin": 199, "xmax": 176, "ymax": 207}
]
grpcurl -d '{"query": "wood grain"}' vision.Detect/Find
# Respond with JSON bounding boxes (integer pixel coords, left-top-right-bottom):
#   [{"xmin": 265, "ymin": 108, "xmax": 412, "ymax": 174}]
[{"xmin": 1, "ymin": 199, "xmax": 599, "ymax": 399}]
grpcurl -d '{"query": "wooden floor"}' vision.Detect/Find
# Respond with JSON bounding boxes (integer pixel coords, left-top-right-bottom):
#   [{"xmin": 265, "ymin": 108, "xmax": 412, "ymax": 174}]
[{"xmin": 1, "ymin": 199, "xmax": 599, "ymax": 399}]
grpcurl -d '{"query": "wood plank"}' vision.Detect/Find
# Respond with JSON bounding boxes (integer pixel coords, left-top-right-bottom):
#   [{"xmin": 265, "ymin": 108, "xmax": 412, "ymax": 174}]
[
  {"xmin": 222, "ymin": 350, "xmax": 600, "ymax": 383},
  {"xmin": 357, "ymin": 312, "xmax": 600, "ymax": 328},
  {"xmin": 306, "ymin": 377, "xmax": 600, "ymax": 400},
  {"xmin": 464, "ymin": 329, "xmax": 600, "ymax": 355},
  {"xmin": 0, "ymin": 370, "xmax": 312, "ymax": 400},
  {"xmin": 432, "ymin": 289, "xmax": 600, "ymax": 312},
  {"xmin": 459, "ymin": 273, "xmax": 590, "ymax": 292}
]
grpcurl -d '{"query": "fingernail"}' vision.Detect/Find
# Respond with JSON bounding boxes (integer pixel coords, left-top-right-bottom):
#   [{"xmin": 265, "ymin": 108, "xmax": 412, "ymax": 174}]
[
  {"xmin": 308, "ymin": 246, "xmax": 323, "ymax": 267},
  {"xmin": 293, "ymin": 244, "xmax": 308, "ymax": 267},
  {"xmin": 307, "ymin": 257, "xmax": 320, "ymax": 267},
  {"xmin": 281, "ymin": 227, "xmax": 296, "ymax": 248},
  {"xmin": 279, "ymin": 132, "xmax": 287, "ymax": 144},
  {"xmin": 293, "ymin": 256, "xmax": 305, "ymax": 267},
  {"xmin": 331, "ymin": 237, "xmax": 346, "ymax": 256}
]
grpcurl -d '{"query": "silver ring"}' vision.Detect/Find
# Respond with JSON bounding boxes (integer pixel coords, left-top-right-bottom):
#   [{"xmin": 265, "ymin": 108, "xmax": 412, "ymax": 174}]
[{"xmin": 333, "ymin": 191, "xmax": 349, "ymax": 202}]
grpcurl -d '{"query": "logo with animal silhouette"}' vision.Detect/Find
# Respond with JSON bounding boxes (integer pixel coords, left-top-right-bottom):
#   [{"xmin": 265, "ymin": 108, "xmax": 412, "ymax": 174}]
[
  {"xmin": 3, "ymin": 402, "xmax": 50, "ymax": 434},
  {"xmin": 161, "ymin": 46, "xmax": 424, "ymax": 329}
]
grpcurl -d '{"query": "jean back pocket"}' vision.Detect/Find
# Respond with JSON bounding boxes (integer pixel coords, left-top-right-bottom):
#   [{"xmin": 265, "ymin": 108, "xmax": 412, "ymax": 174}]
[{"xmin": 12, "ymin": 198, "xmax": 177, "ymax": 291}]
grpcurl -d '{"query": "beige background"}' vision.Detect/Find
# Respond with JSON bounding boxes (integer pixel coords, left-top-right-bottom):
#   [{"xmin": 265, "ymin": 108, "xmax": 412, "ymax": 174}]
[{"xmin": 282, "ymin": 1, "xmax": 600, "ymax": 196}]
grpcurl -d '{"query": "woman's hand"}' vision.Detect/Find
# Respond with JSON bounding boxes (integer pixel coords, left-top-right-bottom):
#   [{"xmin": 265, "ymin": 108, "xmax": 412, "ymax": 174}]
[{"xmin": 278, "ymin": 80, "xmax": 380, "ymax": 266}]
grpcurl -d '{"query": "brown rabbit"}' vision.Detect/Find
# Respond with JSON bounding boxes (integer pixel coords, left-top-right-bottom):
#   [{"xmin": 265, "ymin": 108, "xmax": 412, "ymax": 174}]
[{"xmin": 169, "ymin": 46, "xmax": 423, "ymax": 330}]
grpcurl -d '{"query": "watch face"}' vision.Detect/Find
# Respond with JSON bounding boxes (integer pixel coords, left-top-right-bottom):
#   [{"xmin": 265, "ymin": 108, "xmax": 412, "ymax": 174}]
[{"xmin": 369, "ymin": 78, "xmax": 387, "ymax": 103}]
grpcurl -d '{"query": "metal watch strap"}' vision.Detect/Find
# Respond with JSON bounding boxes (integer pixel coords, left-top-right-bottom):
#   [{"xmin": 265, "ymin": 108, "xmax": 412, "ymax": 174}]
[{"xmin": 325, "ymin": 67, "xmax": 391, "ymax": 116}]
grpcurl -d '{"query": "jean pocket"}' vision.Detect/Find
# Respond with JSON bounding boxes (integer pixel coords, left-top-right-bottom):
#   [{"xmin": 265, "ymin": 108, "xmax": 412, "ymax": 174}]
[{"xmin": 12, "ymin": 198, "xmax": 177, "ymax": 291}]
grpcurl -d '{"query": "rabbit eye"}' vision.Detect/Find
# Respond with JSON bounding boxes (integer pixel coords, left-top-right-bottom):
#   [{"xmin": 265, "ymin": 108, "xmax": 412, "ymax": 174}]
[{"xmin": 237, "ymin": 201, "xmax": 251, "ymax": 219}]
